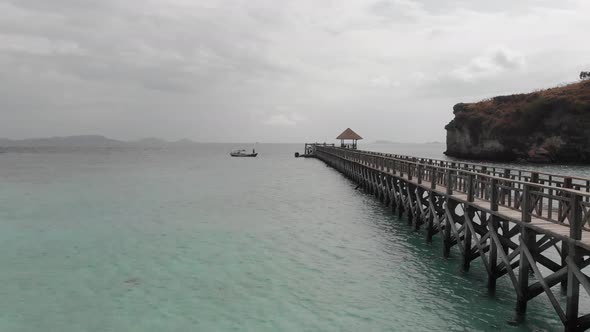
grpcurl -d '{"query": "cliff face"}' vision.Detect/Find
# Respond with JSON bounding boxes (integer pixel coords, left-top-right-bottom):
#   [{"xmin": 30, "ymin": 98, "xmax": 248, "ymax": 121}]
[{"xmin": 445, "ymin": 80, "xmax": 590, "ymax": 163}]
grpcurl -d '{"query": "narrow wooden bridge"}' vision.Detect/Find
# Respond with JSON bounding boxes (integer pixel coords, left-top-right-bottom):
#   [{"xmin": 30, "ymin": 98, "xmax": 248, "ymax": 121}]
[{"xmin": 304, "ymin": 144, "xmax": 590, "ymax": 331}]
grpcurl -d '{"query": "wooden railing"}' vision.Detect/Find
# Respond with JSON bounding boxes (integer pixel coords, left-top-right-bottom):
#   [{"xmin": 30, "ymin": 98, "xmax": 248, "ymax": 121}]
[
  {"xmin": 358, "ymin": 150, "xmax": 590, "ymax": 193},
  {"xmin": 314, "ymin": 146, "xmax": 590, "ymax": 237}
]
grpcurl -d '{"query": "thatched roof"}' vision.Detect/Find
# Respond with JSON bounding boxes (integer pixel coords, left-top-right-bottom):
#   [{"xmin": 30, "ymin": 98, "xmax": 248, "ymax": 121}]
[{"xmin": 336, "ymin": 128, "xmax": 363, "ymax": 140}]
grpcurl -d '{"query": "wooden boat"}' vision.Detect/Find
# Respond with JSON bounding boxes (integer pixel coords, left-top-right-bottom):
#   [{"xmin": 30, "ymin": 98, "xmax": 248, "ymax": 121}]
[
  {"xmin": 231, "ymin": 143, "xmax": 258, "ymax": 157},
  {"xmin": 230, "ymin": 149, "xmax": 258, "ymax": 157}
]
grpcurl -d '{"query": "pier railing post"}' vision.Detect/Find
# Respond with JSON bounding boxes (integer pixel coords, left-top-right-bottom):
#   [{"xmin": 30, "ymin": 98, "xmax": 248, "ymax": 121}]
[
  {"xmin": 564, "ymin": 177, "xmax": 573, "ymax": 189},
  {"xmin": 417, "ymin": 164, "xmax": 423, "ymax": 184},
  {"xmin": 431, "ymin": 167, "xmax": 437, "ymax": 190},
  {"xmin": 568, "ymin": 193, "xmax": 582, "ymax": 241},
  {"xmin": 446, "ymin": 169, "xmax": 453, "ymax": 195},
  {"xmin": 501, "ymin": 169, "xmax": 511, "ymax": 205},
  {"xmin": 490, "ymin": 179, "xmax": 498, "ymax": 211},
  {"xmin": 522, "ymin": 184, "xmax": 531, "ymax": 223},
  {"xmin": 467, "ymin": 174, "xmax": 474, "ymax": 202}
]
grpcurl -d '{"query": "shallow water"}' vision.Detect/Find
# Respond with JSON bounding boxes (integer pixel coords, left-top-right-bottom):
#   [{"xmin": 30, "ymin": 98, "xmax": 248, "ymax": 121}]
[{"xmin": 0, "ymin": 143, "xmax": 586, "ymax": 331}]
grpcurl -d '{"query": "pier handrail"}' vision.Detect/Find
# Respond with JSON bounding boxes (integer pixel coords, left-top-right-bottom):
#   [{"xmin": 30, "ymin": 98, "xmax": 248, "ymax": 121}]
[
  {"xmin": 324, "ymin": 146, "xmax": 588, "ymax": 191},
  {"xmin": 321, "ymin": 146, "xmax": 590, "ymax": 196},
  {"xmin": 313, "ymin": 145, "xmax": 590, "ymax": 235},
  {"xmin": 344, "ymin": 148, "xmax": 590, "ymax": 192}
]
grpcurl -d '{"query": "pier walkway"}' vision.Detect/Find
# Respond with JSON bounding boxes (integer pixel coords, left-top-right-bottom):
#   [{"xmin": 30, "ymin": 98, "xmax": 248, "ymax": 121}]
[{"xmin": 305, "ymin": 144, "xmax": 590, "ymax": 331}]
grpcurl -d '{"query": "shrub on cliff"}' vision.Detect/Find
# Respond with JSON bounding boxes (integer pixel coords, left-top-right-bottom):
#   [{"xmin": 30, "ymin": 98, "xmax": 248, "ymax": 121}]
[
  {"xmin": 452, "ymin": 103, "xmax": 468, "ymax": 114},
  {"xmin": 581, "ymin": 71, "xmax": 590, "ymax": 80}
]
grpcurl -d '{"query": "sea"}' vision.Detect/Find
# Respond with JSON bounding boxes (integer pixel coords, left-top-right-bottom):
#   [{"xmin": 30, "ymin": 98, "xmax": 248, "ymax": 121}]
[{"xmin": 0, "ymin": 142, "xmax": 588, "ymax": 332}]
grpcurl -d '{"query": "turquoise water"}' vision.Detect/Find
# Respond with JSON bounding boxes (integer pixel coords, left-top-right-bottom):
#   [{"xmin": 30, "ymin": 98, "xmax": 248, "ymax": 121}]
[{"xmin": 0, "ymin": 144, "xmax": 578, "ymax": 331}]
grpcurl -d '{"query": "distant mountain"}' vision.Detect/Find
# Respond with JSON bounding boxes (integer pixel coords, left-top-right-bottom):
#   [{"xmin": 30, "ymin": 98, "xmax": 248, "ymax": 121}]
[
  {"xmin": 0, "ymin": 135, "xmax": 200, "ymax": 147},
  {"xmin": 131, "ymin": 137, "xmax": 170, "ymax": 147},
  {"xmin": 0, "ymin": 135, "xmax": 125, "ymax": 147},
  {"xmin": 130, "ymin": 137, "xmax": 200, "ymax": 147},
  {"xmin": 171, "ymin": 138, "xmax": 198, "ymax": 146}
]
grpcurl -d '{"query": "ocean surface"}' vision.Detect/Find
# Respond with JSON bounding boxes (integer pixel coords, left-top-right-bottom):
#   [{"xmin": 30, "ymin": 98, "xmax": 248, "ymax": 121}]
[{"xmin": 0, "ymin": 143, "xmax": 587, "ymax": 331}]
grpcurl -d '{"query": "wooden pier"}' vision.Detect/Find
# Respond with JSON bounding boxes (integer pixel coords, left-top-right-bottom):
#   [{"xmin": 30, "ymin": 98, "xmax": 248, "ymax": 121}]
[{"xmin": 304, "ymin": 144, "xmax": 590, "ymax": 331}]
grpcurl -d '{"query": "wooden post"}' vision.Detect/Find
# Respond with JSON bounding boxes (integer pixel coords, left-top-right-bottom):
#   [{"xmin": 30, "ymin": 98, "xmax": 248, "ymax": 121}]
[
  {"xmin": 490, "ymin": 178, "xmax": 499, "ymax": 211},
  {"xmin": 390, "ymin": 177, "xmax": 397, "ymax": 213},
  {"xmin": 414, "ymin": 188, "xmax": 423, "ymax": 231},
  {"xmin": 431, "ymin": 166, "xmax": 437, "ymax": 190},
  {"xmin": 522, "ymin": 184, "xmax": 531, "ymax": 223},
  {"xmin": 566, "ymin": 193, "xmax": 582, "ymax": 330},
  {"xmin": 515, "ymin": 229, "xmax": 535, "ymax": 321},
  {"xmin": 398, "ymin": 182, "xmax": 404, "ymax": 218},
  {"xmin": 500, "ymin": 169, "xmax": 510, "ymax": 205},
  {"xmin": 488, "ymin": 221, "xmax": 499, "ymax": 290},
  {"xmin": 427, "ymin": 194, "xmax": 435, "ymax": 243},
  {"xmin": 564, "ymin": 177, "xmax": 573, "ymax": 189},
  {"xmin": 417, "ymin": 164, "xmax": 423, "ymax": 184},
  {"xmin": 446, "ymin": 169, "xmax": 453, "ymax": 195},
  {"xmin": 463, "ymin": 204, "xmax": 473, "ymax": 272},
  {"xmin": 467, "ymin": 174, "xmax": 474, "ymax": 202},
  {"xmin": 515, "ymin": 184, "xmax": 533, "ymax": 321},
  {"xmin": 443, "ymin": 199, "xmax": 453, "ymax": 258},
  {"xmin": 407, "ymin": 184, "xmax": 414, "ymax": 226},
  {"xmin": 488, "ymin": 178, "xmax": 499, "ymax": 290},
  {"xmin": 561, "ymin": 177, "xmax": 574, "ymax": 292}
]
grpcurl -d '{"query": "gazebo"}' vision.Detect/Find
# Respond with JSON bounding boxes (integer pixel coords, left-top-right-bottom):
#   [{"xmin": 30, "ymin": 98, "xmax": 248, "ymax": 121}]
[{"xmin": 336, "ymin": 128, "xmax": 362, "ymax": 149}]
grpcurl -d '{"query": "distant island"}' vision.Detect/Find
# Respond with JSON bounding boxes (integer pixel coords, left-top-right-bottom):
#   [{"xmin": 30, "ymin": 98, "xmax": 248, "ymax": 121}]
[
  {"xmin": 445, "ymin": 79, "xmax": 590, "ymax": 163},
  {"xmin": 0, "ymin": 135, "xmax": 200, "ymax": 148}
]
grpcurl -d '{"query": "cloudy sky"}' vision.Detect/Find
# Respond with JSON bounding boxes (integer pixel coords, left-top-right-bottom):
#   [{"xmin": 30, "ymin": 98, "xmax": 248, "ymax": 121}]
[{"xmin": 1, "ymin": 0, "xmax": 589, "ymax": 143}]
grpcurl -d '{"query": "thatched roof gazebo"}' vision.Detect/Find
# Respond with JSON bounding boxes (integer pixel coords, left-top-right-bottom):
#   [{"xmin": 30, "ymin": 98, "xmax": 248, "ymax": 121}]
[{"xmin": 336, "ymin": 128, "xmax": 362, "ymax": 149}]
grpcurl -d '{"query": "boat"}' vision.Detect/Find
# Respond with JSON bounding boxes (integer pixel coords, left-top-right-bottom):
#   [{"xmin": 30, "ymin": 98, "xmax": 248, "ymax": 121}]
[
  {"xmin": 230, "ymin": 143, "xmax": 258, "ymax": 157},
  {"xmin": 230, "ymin": 149, "xmax": 258, "ymax": 157}
]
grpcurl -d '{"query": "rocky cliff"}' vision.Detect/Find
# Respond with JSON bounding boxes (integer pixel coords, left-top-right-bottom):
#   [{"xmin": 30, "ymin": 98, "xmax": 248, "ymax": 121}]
[{"xmin": 445, "ymin": 80, "xmax": 590, "ymax": 163}]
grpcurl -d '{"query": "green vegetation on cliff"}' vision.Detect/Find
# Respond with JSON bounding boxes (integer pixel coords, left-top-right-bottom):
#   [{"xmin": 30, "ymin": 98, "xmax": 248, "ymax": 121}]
[{"xmin": 445, "ymin": 80, "xmax": 590, "ymax": 162}]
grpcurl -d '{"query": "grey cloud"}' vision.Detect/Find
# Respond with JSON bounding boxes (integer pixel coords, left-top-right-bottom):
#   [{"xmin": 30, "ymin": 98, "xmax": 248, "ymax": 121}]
[
  {"xmin": 492, "ymin": 49, "xmax": 525, "ymax": 69},
  {"xmin": 0, "ymin": 0, "xmax": 588, "ymax": 142},
  {"xmin": 405, "ymin": 0, "xmax": 576, "ymax": 15}
]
